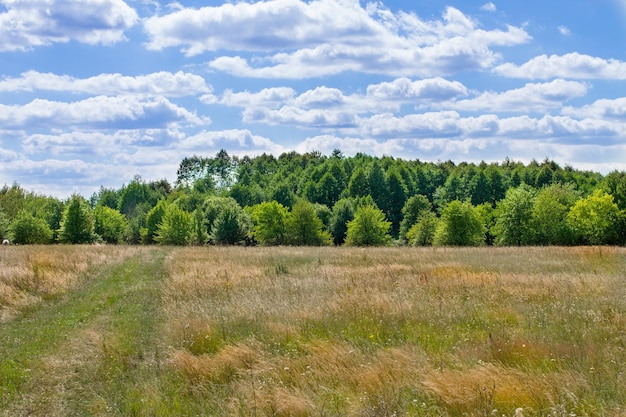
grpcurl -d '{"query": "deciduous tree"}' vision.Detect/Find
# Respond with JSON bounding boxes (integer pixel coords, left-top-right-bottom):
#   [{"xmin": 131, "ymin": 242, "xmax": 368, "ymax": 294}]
[
  {"xmin": 434, "ymin": 200, "xmax": 484, "ymax": 246},
  {"xmin": 345, "ymin": 205, "xmax": 391, "ymax": 246}
]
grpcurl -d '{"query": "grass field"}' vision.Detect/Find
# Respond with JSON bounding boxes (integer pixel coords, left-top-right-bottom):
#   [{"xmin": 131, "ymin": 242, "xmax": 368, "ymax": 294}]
[{"xmin": 0, "ymin": 245, "xmax": 625, "ymax": 416}]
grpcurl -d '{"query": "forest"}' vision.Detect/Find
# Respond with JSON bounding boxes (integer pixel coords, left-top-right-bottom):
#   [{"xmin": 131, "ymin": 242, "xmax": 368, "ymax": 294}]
[{"xmin": 1, "ymin": 149, "xmax": 626, "ymax": 247}]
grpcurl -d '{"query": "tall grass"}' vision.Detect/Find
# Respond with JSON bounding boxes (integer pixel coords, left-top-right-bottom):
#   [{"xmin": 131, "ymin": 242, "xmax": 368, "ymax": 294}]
[
  {"xmin": 1, "ymin": 246, "xmax": 624, "ymax": 415},
  {"xmin": 0, "ymin": 245, "xmax": 141, "ymax": 322},
  {"xmin": 162, "ymin": 246, "xmax": 626, "ymax": 416}
]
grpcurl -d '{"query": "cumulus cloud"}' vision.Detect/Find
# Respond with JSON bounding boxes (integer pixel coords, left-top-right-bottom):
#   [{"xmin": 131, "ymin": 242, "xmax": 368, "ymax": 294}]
[
  {"xmin": 494, "ymin": 53, "xmax": 626, "ymax": 80},
  {"xmin": 452, "ymin": 79, "xmax": 588, "ymax": 113},
  {"xmin": 22, "ymin": 129, "xmax": 184, "ymax": 156},
  {"xmin": 145, "ymin": 1, "xmax": 529, "ymax": 78},
  {"xmin": 220, "ymin": 78, "xmax": 469, "ymax": 128},
  {"xmin": 0, "ymin": 96, "xmax": 208, "ymax": 130},
  {"xmin": 0, "ymin": 0, "xmax": 138, "ymax": 52},
  {"xmin": 180, "ymin": 129, "xmax": 287, "ymax": 155},
  {"xmin": 562, "ymin": 97, "xmax": 626, "ymax": 120},
  {"xmin": 366, "ymin": 77, "xmax": 468, "ymax": 102},
  {"xmin": 349, "ymin": 110, "xmax": 626, "ymax": 143},
  {"xmin": 0, "ymin": 71, "xmax": 212, "ymax": 97}
]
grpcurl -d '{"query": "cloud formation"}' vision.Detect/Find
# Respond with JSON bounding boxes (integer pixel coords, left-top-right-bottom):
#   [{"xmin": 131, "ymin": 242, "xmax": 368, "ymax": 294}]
[
  {"xmin": 146, "ymin": 1, "xmax": 530, "ymax": 78},
  {"xmin": 1, "ymin": 0, "xmax": 625, "ymax": 196},
  {"xmin": 494, "ymin": 53, "xmax": 626, "ymax": 80},
  {"xmin": 0, "ymin": 0, "xmax": 138, "ymax": 51}
]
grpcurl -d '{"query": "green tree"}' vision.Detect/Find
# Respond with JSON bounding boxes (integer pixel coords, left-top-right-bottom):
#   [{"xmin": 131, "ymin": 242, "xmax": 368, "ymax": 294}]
[
  {"xmin": 406, "ymin": 212, "xmax": 438, "ymax": 246},
  {"xmin": 345, "ymin": 205, "xmax": 391, "ymax": 246},
  {"xmin": 329, "ymin": 198, "xmax": 355, "ymax": 245},
  {"xmin": 368, "ymin": 162, "xmax": 389, "ymax": 215},
  {"xmin": 347, "ymin": 167, "xmax": 369, "ymax": 198},
  {"xmin": 9, "ymin": 211, "xmax": 53, "ymax": 244},
  {"xmin": 567, "ymin": 190, "xmax": 620, "ymax": 245},
  {"xmin": 211, "ymin": 205, "xmax": 251, "ymax": 245},
  {"xmin": 58, "ymin": 194, "xmax": 95, "ymax": 244},
  {"xmin": 93, "ymin": 206, "xmax": 129, "ymax": 244},
  {"xmin": 386, "ymin": 168, "xmax": 408, "ymax": 238},
  {"xmin": 141, "ymin": 200, "xmax": 167, "ymax": 244},
  {"xmin": 0, "ymin": 208, "xmax": 9, "ymax": 241},
  {"xmin": 434, "ymin": 200, "xmax": 484, "ymax": 246},
  {"xmin": 469, "ymin": 171, "xmax": 492, "ymax": 206},
  {"xmin": 155, "ymin": 204, "xmax": 192, "ymax": 246},
  {"xmin": 494, "ymin": 184, "xmax": 536, "ymax": 246},
  {"xmin": 531, "ymin": 184, "xmax": 579, "ymax": 245},
  {"xmin": 201, "ymin": 196, "xmax": 243, "ymax": 237},
  {"xmin": 475, "ymin": 202, "xmax": 497, "ymax": 246},
  {"xmin": 286, "ymin": 200, "xmax": 332, "ymax": 246},
  {"xmin": 191, "ymin": 208, "xmax": 209, "ymax": 245},
  {"xmin": 251, "ymin": 201, "xmax": 289, "ymax": 245},
  {"xmin": 398, "ymin": 194, "xmax": 432, "ymax": 241}
]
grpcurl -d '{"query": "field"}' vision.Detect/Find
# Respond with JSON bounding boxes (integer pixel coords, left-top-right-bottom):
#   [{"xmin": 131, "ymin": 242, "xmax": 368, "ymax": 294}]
[{"xmin": 0, "ymin": 245, "xmax": 625, "ymax": 416}]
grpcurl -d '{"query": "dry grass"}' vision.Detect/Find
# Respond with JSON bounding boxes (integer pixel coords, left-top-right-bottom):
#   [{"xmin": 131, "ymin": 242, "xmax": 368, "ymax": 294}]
[
  {"xmin": 3, "ymin": 245, "xmax": 625, "ymax": 416},
  {"xmin": 0, "ymin": 245, "xmax": 141, "ymax": 321},
  {"xmin": 161, "ymin": 246, "xmax": 626, "ymax": 416}
]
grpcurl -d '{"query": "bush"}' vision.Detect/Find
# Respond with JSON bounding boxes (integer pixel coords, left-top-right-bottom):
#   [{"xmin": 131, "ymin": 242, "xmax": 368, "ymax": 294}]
[
  {"xmin": 155, "ymin": 204, "xmax": 192, "ymax": 245},
  {"xmin": 10, "ymin": 211, "xmax": 53, "ymax": 244}
]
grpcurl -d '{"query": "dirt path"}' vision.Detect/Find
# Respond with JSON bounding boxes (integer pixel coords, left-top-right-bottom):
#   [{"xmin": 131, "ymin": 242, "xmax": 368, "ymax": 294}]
[{"xmin": 0, "ymin": 248, "xmax": 169, "ymax": 417}]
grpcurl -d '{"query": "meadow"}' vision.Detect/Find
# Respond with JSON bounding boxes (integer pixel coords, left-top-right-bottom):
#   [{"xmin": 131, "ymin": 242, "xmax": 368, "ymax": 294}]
[{"xmin": 0, "ymin": 245, "xmax": 624, "ymax": 416}]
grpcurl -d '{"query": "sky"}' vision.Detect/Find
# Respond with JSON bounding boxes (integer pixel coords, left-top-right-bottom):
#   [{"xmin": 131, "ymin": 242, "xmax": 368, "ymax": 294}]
[{"xmin": 1, "ymin": 0, "xmax": 626, "ymax": 197}]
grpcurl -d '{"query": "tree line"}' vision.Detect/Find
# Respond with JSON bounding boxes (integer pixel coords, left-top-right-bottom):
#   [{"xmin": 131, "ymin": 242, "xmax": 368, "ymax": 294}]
[{"xmin": 2, "ymin": 150, "xmax": 626, "ymax": 247}]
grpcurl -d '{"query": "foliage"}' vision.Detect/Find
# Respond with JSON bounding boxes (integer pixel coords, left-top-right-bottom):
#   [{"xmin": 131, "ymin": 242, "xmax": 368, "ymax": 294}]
[
  {"xmin": 434, "ymin": 200, "xmax": 484, "ymax": 246},
  {"xmin": 0, "ymin": 208, "xmax": 9, "ymax": 241},
  {"xmin": 93, "ymin": 206, "xmax": 129, "ymax": 244},
  {"xmin": 250, "ymin": 201, "xmax": 289, "ymax": 245},
  {"xmin": 210, "ymin": 205, "xmax": 251, "ymax": 245},
  {"xmin": 190, "ymin": 208, "xmax": 208, "ymax": 245},
  {"xmin": 494, "ymin": 184, "xmax": 536, "ymax": 246},
  {"xmin": 567, "ymin": 190, "xmax": 620, "ymax": 245},
  {"xmin": 285, "ymin": 200, "xmax": 332, "ymax": 246},
  {"xmin": 58, "ymin": 194, "xmax": 95, "ymax": 244},
  {"xmin": 328, "ymin": 198, "xmax": 355, "ymax": 245},
  {"xmin": 345, "ymin": 204, "xmax": 391, "ymax": 246},
  {"xmin": 406, "ymin": 211, "xmax": 438, "ymax": 246},
  {"xmin": 398, "ymin": 194, "xmax": 431, "ymax": 241},
  {"xmin": 531, "ymin": 183, "xmax": 579, "ymax": 245},
  {"xmin": 2, "ymin": 150, "xmax": 626, "ymax": 247},
  {"xmin": 154, "ymin": 203, "xmax": 192, "ymax": 246},
  {"xmin": 141, "ymin": 200, "xmax": 167, "ymax": 244},
  {"xmin": 9, "ymin": 211, "xmax": 53, "ymax": 244}
]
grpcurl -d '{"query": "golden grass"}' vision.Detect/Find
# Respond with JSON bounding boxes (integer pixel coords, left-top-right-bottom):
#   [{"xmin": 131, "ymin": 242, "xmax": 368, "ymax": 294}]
[
  {"xmin": 159, "ymin": 246, "xmax": 626, "ymax": 416},
  {"xmin": 0, "ymin": 245, "xmax": 142, "ymax": 321}
]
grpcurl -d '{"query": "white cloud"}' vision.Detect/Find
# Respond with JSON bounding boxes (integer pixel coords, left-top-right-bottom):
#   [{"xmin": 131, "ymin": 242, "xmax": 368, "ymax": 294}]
[
  {"xmin": 180, "ymin": 129, "xmax": 287, "ymax": 155},
  {"xmin": 21, "ymin": 129, "xmax": 184, "ymax": 156},
  {"xmin": 494, "ymin": 53, "xmax": 626, "ymax": 80},
  {"xmin": 366, "ymin": 77, "xmax": 468, "ymax": 102},
  {"xmin": 480, "ymin": 2, "xmax": 497, "ymax": 12},
  {"xmin": 562, "ymin": 97, "xmax": 626, "ymax": 120},
  {"xmin": 220, "ymin": 78, "xmax": 468, "ymax": 128},
  {"xmin": 0, "ymin": 96, "xmax": 208, "ymax": 130},
  {"xmin": 145, "ymin": 1, "xmax": 529, "ymax": 78},
  {"xmin": 0, "ymin": 0, "xmax": 138, "ymax": 52},
  {"xmin": 453, "ymin": 79, "xmax": 588, "ymax": 113},
  {"xmin": 0, "ymin": 71, "xmax": 212, "ymax": 97},
  {"xmin": 558, "ymin": 25, "xmax": 571, "ymax": 36}
]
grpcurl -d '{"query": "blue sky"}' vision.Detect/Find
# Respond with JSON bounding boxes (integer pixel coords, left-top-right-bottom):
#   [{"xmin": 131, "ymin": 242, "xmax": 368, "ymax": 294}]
[{"xmin": 1, "ymin": 0, "xmax": 626, "ymax": 197}]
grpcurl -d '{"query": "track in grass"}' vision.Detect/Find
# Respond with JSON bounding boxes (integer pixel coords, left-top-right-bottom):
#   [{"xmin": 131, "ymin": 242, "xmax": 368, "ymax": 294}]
[{"xmin": 0, "ymin": 247, "xmax": 168, "ymax": 417}]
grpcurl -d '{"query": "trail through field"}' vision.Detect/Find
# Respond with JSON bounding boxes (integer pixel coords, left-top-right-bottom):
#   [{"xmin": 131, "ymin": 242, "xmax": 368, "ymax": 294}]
[{"xmin": 0, "ymin": 248, "xmax": 168, "ymax": 417}]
